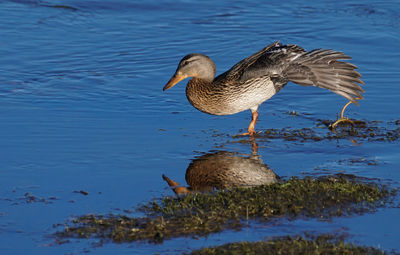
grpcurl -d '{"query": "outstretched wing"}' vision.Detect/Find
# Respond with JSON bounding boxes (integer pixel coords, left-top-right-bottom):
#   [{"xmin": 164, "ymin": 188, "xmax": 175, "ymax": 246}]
[
  {"xmin": 282, "ymin": 49, "xmax": 364, "ymax": 103},
  {"xmin": 215, "ymin": 42, "xmax": 364, "ymax": 104}
]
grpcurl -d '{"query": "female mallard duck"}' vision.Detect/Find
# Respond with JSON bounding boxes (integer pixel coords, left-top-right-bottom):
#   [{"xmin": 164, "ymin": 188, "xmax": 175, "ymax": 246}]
[{"xmin": 163, "ymin": 41, "xmax": 364, "ymax": 135}]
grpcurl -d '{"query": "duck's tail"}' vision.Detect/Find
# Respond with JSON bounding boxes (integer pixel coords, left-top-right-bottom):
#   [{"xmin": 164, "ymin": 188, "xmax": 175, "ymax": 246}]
[{"xmin": 285, "ymin": 49, "xmax": 364, "ymax": 104}]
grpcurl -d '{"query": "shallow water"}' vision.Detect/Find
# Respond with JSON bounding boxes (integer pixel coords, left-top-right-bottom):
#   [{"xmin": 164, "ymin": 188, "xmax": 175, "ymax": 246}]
[{"xmin": 0, "ymin": 0, "xmax": 399, "ymax": 254}]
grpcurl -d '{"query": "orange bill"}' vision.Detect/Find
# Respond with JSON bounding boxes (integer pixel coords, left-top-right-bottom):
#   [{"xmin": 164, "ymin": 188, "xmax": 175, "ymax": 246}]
[{"xmin": 163, "ymin": 74, "xmax": 187, "ymax": 91}]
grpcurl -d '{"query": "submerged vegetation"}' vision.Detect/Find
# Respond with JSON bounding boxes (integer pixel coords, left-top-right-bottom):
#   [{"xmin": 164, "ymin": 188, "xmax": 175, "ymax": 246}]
[
  {"xmin": 190, "ymin": 234, "xmax": 399, "ymax": 255},
  {"xmin": 57, "ymin": 174, "xmax": 395, "ymax": 243},
  {"xmin": 235, "ymin": 119, "xmax": 400, "ymax": 142}
]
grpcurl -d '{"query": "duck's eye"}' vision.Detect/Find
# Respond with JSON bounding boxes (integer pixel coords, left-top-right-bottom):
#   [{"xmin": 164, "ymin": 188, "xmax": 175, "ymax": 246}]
[{"xmin": 181, "ymin": 60, "xmax": 189, "ymax": 66}]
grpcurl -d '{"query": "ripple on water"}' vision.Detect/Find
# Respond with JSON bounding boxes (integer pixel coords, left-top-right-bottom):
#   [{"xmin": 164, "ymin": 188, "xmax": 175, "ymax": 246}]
[{"xmin": 0, "ymin": 0, "xmax": 400, "ymax": 254}]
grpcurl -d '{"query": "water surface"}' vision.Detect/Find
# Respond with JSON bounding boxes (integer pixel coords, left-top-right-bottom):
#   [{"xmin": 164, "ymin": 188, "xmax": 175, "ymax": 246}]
[{"xmin": 0, "ymin": 0, "xmax": 399, "ymax": 254}]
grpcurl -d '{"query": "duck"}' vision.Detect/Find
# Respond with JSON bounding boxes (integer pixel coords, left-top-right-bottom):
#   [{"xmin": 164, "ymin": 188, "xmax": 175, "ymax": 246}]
[{"xmin": 163, "ymin": 41, "xmax": 364, "ymax": 135}]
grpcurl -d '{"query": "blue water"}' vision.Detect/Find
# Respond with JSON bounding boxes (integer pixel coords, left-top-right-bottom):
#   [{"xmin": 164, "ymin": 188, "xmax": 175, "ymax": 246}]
[{"xmin": 0, "ymin": 0, "xmax": 399, "ymax": 254}]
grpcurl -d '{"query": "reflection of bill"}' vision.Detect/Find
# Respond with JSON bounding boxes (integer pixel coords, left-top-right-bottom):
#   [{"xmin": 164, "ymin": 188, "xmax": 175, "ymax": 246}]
[{"xmin": 163, "ymin": 143, "xmax": 278, "ymax": 195}]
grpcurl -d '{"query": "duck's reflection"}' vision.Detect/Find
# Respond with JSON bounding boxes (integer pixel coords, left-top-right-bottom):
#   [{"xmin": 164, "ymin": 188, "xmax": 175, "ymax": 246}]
[{"xmin": 163, "ymin": 142, "xmax": 278, "ymax": 195}]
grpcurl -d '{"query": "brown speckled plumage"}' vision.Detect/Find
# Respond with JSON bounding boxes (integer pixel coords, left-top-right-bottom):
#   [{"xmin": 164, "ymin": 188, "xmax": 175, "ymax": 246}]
[
  {"xmin": 163, "ymin": 41, "xmax": 364, "ymax": 135},
  {"xmin": 185, "ymin": 151, "xmax": 278, "ymax": 191}
]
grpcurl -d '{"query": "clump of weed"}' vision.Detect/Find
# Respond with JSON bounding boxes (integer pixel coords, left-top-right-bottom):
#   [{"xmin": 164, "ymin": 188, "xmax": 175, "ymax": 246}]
[
  {"xmin": 189, "ymin": 234, "xmax": 399, "ymax": 255},
  {"xmin": 57, "ymin": 174, "xmax": 395, "ymax": 243},
  {"xmin": 253, "ymin": 120, "xmax": 400, "ymax": 142}
]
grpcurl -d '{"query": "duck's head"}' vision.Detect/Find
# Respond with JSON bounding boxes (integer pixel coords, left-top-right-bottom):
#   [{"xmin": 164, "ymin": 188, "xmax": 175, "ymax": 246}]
[{"xmin": 163, "ymin": 53, "xmax": 216, "ymax": 91}]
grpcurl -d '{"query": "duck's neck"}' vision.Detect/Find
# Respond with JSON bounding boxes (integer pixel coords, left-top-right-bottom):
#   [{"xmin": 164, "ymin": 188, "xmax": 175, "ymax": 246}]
[
  {"xmin": 186, "ymin": 78, "xmax": 218, "ymax": 114},
  {"xmin": 196, "ymin": 68, "xmax": 215, "ymax": 82}
]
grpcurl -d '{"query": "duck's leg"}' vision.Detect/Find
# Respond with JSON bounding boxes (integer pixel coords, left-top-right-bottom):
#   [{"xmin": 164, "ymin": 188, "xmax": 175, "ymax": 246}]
[
  {"xmin": 330, "ymin": 99, "xmax": 357, "ymax": 129},
  {"xmin": 238, "ymin": 109, "xmax": 259, "ymax": 136},
  {"xmin": 248, "ymin": 110, "xmax": 259, "ymax": 135}
]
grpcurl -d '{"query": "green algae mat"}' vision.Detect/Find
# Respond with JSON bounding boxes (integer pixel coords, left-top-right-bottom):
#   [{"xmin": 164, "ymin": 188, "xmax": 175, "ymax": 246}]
[
  {"xmin": 233, "ymin": 119, "xmax": 400, "ymax": 142},
  {"xmin": 190, "ymin": 234, "xmax": 399, "ymax": 255},
  {"xmin": 56, "ymin": 174, "xmax": 395, "ymax": 244}
]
